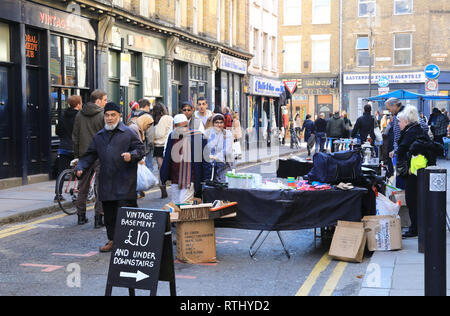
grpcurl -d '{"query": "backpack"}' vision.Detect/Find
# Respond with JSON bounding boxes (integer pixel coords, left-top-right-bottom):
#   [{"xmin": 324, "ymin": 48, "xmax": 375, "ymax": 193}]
[{"xmin": 307, "ymin": 150, "xmax": 362, "ymax": 184}]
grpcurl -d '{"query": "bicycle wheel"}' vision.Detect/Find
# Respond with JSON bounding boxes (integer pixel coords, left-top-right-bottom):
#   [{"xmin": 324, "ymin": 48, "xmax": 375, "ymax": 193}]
[{"xmin": 55, "ymin": 169, "xmax": 78, "ymax": 215}]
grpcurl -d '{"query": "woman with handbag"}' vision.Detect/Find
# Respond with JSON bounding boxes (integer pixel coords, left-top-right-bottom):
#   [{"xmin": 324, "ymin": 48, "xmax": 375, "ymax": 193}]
[{"xmin": 396, "ymin": 106, "xmax": 429, "ymax": 238}]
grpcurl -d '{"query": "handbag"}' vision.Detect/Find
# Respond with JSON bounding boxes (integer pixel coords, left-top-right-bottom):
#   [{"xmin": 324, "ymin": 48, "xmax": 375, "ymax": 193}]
[
  {"xmin": 307, "ymin": 150, "xmax": 362, "ymax": 184},
  {"xmin": 396, "ymin": 160, "xmax": 409, "ymax": 178},
  {"xmin": 374, "ymin": 118, "xmax": 383, "ymax": 143},
  {"xmin": 307, "ymin": 134, "xmax": 316, "ymax": 148}
]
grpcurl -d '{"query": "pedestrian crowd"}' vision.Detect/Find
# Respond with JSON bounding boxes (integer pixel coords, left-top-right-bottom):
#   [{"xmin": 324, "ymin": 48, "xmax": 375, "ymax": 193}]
[
  {"xmin": 291, "ymin": 98, "xmax": 447, "ymax": 239},
  {"xmin": 55, "ymin": 90, "xmax": 241, "ymax": 252},
  {"xmin": 54, "ymin": 88, "xmax": 449, "ymax": 250}
]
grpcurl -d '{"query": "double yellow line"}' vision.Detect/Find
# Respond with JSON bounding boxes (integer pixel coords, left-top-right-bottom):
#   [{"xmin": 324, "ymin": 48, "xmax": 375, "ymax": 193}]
[
  {"xmin": 295, "ymin": 253, "xmax": 348, "ymax": 296},
  {"xmin": 0, "ymin": 214, "xmax": 68, "ymax": 240}
]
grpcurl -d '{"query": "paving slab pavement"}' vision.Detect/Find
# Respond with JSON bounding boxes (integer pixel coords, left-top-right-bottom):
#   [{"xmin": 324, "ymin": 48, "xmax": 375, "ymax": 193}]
[{"xmin": 360, "ymin": 158, "xmax": 450, "ymax": 296}]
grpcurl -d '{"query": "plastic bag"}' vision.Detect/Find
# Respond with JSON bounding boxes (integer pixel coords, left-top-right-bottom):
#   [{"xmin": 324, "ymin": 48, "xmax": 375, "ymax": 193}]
[
  {"xmin": 376, "ymin": 193, "xmax": 400, "ymax": 216},
  {"xmin": 232, "ymin": 141, "xmax": 242, "ymax": 159},
  {"xmin": 137, "ymin": 163, "xmax": 158, "ymax": 192}
]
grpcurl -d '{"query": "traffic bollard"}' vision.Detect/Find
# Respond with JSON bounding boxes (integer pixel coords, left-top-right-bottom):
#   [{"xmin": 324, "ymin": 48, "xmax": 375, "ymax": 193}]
[
  {"xmin": 424, "ymin": 167, "xmax": 447, "ymax": 297},
  {"xmin": 417, "ymin": 168, "xmax": 426, "ymax": 254}
]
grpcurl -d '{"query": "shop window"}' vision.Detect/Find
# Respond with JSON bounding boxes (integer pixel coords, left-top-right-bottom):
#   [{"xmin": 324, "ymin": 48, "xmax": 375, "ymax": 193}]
[
  {"xmin": 50, "ymin": 34, "xmax": 89, "ymax": 87},
  {"xmin": 50, "ymin": 36, "xmax": 62, "ymax": 85},
  {"xmin": 109, "ymin": 50, "xmax": 120, "ymax": 78},
  {"xmin": 77, "ymin": 41, "xmax": 88, "ymax": 88},
  {"xmin": 51, "ymin": 34, "xmax": 91, "ymax": 142},
  {"xmin": 64, "ymin": 38, "xmax": 76, "ymax": 86},
  {"xmin": 0, "ymin": 23, "xmax": 10, "ymax": 62},
  {"xmin": 130, "ymin": 53, "xmax": 139, "ymax": 79},
  {"xmin": 143, "ymin": 56, "xmax": 161, "ymax": 97}
]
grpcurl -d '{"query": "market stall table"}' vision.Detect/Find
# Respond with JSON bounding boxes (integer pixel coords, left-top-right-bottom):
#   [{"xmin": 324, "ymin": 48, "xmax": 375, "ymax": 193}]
[{"xmin": 203, "ymin": 186, "xmax": 367, "ymax": 258}]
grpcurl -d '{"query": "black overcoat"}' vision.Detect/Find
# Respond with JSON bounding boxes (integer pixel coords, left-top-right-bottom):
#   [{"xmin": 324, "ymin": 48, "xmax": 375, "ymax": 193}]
[{"xmin": 76, "ymin": 122, "xmax": 145, "ymax": 202}]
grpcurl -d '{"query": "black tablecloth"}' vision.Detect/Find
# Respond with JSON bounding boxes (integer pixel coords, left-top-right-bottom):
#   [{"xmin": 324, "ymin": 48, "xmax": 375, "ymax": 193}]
[
  {"xmin": 277, "ymin": 159, "xmax": 314, "ymax": 179},
  {"xmin": 203, "ymin": 186, "xmax": 367, "ymax": 231}
]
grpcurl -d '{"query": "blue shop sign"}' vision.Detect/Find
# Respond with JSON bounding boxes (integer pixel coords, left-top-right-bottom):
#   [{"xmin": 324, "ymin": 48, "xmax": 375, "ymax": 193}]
[
  {"xmin": 251, "ymin": 77, "xmax": 284, "ymax": 97},
  {"xmin": 220, "ymin": 54, "xmax": 247, "ymax": 75}
]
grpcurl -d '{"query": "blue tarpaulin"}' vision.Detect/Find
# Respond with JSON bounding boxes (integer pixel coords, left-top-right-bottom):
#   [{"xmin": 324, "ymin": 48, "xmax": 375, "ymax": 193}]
[{"xmin": 366, "ymin": 89, "xmax": 450, "ymax": 116}]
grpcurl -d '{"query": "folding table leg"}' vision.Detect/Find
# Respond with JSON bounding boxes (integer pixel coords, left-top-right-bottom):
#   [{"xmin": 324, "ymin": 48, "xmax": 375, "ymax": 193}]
[
  {"xmin": 249, "ymin": 231, "xmax": 291, "ymax": 260},
  {"xmin": 276, "ymin": 231, "xmax": 291, "ymax": 259},
  {"xmin": 249, "ymin": 231, "xmax": 270, "ymax": 258}
]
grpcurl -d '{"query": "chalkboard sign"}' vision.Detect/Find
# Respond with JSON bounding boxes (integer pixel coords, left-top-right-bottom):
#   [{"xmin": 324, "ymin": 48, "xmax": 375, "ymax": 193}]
[{"xmin": 105, "ymin": 208, "xmax": 176, "ymax": 296}]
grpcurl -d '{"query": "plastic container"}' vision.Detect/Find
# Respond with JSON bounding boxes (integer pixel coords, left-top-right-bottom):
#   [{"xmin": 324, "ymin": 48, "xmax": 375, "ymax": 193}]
[
  {"xmin": 287, "ymin": 177, "xmax": 296, "ymax": 189},
  {"xmin": 226, "ymin": 173, "xmax": 237, "ymax": 189}
]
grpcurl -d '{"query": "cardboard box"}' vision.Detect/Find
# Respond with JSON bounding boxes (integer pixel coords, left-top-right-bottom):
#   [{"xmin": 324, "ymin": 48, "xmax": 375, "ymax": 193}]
[
  {"xmin": 362, "ymin": 216, "xmax": 402, "ymax": 252},
  {"xmin": 329, "ymin": 221, "xmax": 366, "ymax": 263},
  {"xmin": 176, "ymin": 220, "xmax": 217, "ymax": 264}
]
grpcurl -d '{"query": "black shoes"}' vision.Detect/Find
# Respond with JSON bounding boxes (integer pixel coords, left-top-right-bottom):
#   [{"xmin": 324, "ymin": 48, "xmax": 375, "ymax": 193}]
[
  {"xmin": 402, "ymin": 230, "xmax": 418, "ymax": 239},
  {"xmin": 160, "ymin": 185, "xmax": 168, "ymax": 199},
  {"xmin": 77, "ymin": 214, "xmax": 88, "ymax": 225},
  {"xmin": 94, "ymin": 214, "xmax": 104, "ymax": 229}
]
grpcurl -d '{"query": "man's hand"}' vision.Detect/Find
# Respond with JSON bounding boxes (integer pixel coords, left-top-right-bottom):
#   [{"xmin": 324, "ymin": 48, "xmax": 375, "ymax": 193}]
[
  {"xmin": 389, "ymin": 151, "xmax": 395, "ymax": 159},
  {"xmin": 76, "ymin": 170, "xmax": 83, "ymax": 178},
  {"xmin": 121, "ymin": 153, "xmax": 132, "ymax": 162}
]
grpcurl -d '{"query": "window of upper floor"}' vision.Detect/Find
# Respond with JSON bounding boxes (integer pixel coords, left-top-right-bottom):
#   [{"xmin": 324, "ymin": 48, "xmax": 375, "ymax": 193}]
[
  {"xmin": 394, "ymin": 0, "xmax": 413, "ymax": 15},
  {"xmin": 393, "ymin": 33, "xmax": 412, "ymax": 66},
  {"xmin": 359, "ymin": 0, "xmax": 376, "ymax": 17},
  {"xmin": 311, "ymin": 34, "xmax": 331, "ymax": 73},
  {"xmin": 284, "ymin": 0, "xmax": 302, "ymax": 26},
  {"xmin": 312, "ymin": 0, "xmax": 331, "ymax": 25},
  {"xmin": 283, "ymin": 36, "xmax": 302, "ymax": 73},
  {"xmin": 356, "ymin": 35, "xmax": 374, "ymax": 67}
]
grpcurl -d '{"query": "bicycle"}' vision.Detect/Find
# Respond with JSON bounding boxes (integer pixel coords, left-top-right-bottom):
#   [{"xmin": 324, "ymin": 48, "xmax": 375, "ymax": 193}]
[
  {"xmin": 289, "ymin": 127, "xmax": 301, "ymax": 149},
  {"xmin": 55, "ymin": 160, "xmax": 96, "ymax": 215}
]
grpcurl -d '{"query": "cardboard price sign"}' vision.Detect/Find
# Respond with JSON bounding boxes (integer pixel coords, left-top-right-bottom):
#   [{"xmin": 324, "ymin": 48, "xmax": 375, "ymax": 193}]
[{"xmin": 105, "ymin": 208, "xmax": 176, "ymax": 296}]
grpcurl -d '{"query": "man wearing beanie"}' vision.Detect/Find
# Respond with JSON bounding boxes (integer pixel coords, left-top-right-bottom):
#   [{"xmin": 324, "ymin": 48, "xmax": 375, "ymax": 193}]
[{"xmin": 76, "ymin": 102, "xmax": 145, "ymax": 253}]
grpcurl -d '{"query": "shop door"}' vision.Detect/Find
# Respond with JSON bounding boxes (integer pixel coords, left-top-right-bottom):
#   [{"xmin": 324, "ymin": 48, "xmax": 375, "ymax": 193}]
[
  {"xmin": 26, "ymin": 67, "xmax": 44, "ymax": 175},
  {"xmin": 0, "ymin": 66, "xmax": 13, "ymax": 179},
  {"xmin": 172, "ymin": 84, "xmax": 180, "ymax": 115},
  {"xmin": 315, "ymin": 95, "xmax": 333, "ymax": 118}
]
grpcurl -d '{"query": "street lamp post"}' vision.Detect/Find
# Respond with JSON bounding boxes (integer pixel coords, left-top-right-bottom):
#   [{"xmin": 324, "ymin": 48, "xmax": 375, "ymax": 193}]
[{"xmin": 368, "ymin": 9, "xmax": 374, "ymax": 98}]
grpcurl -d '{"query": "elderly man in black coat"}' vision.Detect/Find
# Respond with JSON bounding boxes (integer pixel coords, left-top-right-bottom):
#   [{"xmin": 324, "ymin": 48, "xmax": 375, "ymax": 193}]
[{"xmin": 76, "ymin": 102, "xmax": 145, "ymax": 252}]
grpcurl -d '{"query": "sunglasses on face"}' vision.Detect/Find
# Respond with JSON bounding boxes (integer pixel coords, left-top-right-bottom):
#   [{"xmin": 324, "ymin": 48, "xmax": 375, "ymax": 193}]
[{"xmin": 182, "ymin": 108, "xmax": 192, "ymax": 112}]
